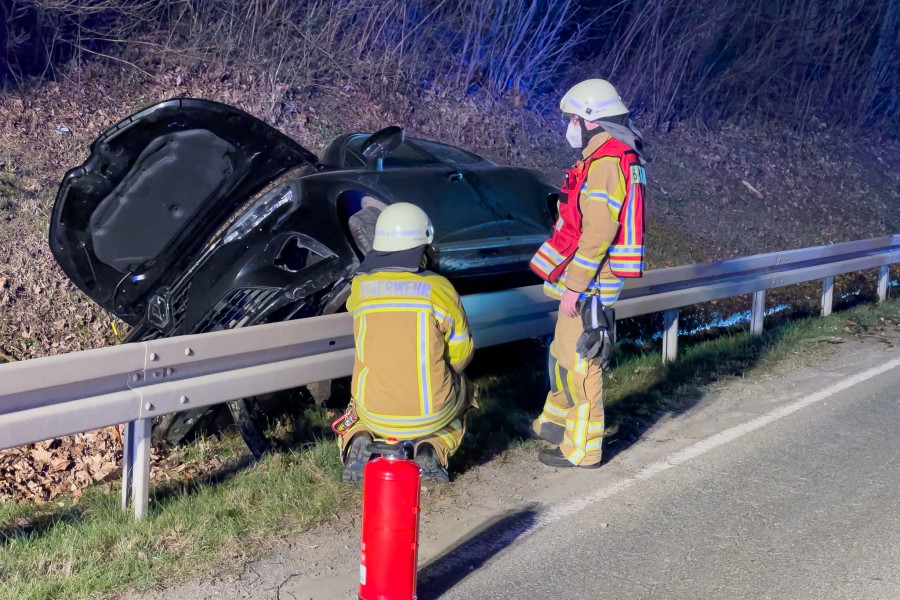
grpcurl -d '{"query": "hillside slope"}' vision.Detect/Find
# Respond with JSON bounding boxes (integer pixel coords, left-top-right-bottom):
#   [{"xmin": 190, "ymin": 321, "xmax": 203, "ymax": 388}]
[{"xmin": 1, "ymin": 61, "xmax": 899, "ymax": 363}]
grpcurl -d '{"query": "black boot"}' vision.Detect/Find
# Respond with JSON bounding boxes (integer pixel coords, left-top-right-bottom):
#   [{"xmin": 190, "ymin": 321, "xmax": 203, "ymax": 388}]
[
  {"xmin": 341, "ymin": 432, "xmax": 373, "ymax": 484},
  {"xmin": 538, "ymin": 447, "xmax": 601, "ymax": 469},
  {"xmin": 415, "ymin": 443, "xmax": 450, "ymax": 484}
]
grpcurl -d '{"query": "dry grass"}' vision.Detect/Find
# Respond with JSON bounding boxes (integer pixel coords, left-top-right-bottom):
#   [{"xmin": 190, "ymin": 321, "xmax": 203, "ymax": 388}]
[
  {"xmin": 4, "ymin": 1, "xmax": 897, "ymax": 133},
  {"xmin": 583, "ymin": 0, "xmax": 899, "ymax": 131}
]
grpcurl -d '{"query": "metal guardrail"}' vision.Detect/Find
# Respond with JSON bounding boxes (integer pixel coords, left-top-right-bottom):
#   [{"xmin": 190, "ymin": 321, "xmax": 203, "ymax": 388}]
[{"xmin": 1, "ymin": 235, "xmax": 898, "ymax": 517}]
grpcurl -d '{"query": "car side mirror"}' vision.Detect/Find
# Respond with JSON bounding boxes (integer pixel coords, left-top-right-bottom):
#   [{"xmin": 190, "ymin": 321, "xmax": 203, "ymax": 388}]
[{"xmin": 361, "ymin": 126, "xmax": 404, "ymax": 172}]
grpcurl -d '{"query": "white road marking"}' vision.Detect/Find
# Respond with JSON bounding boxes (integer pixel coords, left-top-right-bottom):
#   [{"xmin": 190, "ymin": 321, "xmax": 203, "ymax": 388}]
[
  {"xmin": 534, "ymin": 355, "xmax": 900, "ymax": 527},
  {"xmin": 419, "ymin": 356, "xmax": 900, "ymax": 587}
]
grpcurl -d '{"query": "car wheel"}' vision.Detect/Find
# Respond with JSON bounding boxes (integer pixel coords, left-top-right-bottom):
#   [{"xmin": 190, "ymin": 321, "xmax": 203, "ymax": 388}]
[
  {"xmin": 227, "ymin": 398, "xmax": 272, "ymax": 459},
  {"xmin": 152, "ymin": 407, "xmax": 222, "ymax": 447},
  {"xmin": 348, "ymin": 206, "xmax": 380, "ymax": 256}
]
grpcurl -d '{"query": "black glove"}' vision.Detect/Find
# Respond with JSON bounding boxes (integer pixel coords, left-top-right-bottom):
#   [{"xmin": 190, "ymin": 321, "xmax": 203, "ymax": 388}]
[{"xmin": 575, "ymin": 296, "xmax": 616, "ymax": 371}]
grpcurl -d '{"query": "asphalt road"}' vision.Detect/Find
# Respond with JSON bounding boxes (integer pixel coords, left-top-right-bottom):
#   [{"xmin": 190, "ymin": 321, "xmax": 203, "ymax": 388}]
[{"xmin": 428, "ymin": 362, "xmax": 900, "ymax": 600}]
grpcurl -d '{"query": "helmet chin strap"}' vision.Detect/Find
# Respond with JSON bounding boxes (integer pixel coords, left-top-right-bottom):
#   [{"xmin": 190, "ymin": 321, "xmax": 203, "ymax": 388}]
[{"xmin": 579, "ymin": 118, "xmax": 606, "ymax": 150}]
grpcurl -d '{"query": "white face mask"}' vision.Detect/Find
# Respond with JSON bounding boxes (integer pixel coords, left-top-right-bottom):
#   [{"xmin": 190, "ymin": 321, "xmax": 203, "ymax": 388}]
[{"xmin": 565, "ymin": 121, "xmax": 582, "ymax": 149}]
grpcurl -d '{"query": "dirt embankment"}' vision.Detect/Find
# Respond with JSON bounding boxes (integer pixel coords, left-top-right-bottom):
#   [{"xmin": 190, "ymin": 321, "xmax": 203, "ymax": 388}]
[
  {"xmin": 1, "ymin": 59, "xmax": 898, "ymax": 505},
  {"xmin": 2, "ymin": 61, "xmax": 899, "ymax": 362}
]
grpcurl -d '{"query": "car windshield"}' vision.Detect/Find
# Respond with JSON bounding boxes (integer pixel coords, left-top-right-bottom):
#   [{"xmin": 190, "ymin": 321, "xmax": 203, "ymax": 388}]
[{"xmin": 345, "ymin": 135, "xmax": 482, "ymax": 167}]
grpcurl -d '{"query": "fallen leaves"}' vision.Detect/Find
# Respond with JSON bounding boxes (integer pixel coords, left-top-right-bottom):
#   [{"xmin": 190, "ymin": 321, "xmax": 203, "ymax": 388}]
[
  {"xmin": 0, "ymin": 427, "xmax": 123, "ymax": 505},
  {"xmin": 0, "ymin": 426, "xmax": 236, "ymax": 505}
]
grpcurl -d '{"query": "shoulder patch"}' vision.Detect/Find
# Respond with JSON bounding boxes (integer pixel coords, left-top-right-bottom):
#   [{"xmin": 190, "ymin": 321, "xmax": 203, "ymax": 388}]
[{"xmin": 630, "ymin": 164, "xmax": 647, "ymax": 185}]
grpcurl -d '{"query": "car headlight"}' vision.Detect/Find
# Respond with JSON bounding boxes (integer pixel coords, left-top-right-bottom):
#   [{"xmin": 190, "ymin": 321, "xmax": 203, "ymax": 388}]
[{"xmin": 223, "ymin": 185, "xmax": 296, "ymax": 244}]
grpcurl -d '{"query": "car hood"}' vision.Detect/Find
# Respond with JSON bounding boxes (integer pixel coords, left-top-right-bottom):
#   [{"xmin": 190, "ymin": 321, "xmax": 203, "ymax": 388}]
[{"xmin": 49, "ymin": 98, "xmax": 316, "ymax": 324}]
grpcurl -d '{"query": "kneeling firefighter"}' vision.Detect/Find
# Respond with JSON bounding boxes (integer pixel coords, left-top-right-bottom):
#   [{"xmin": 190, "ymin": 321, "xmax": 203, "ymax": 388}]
[{"xmin": 334, "ymin": 203, "xmax": 476, "ymax": 484}]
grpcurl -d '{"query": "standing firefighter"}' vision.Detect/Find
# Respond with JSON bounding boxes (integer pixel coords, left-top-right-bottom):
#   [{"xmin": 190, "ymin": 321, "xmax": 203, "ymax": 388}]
[
  {"xmin": 529, "ymin": 79, "xmax": 647, "ymax": 469},
  {"xmin": 335, "ymin": 203, "xmax": 476, "ymax": 484}
]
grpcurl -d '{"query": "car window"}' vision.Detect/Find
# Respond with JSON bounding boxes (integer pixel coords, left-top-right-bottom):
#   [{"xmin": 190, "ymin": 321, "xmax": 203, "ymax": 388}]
[
  {"xmin": 410, "ymin": 139, "xmax": 483, "ymax": 165},
  {"xmin": 344, "ymin": 135, "xmax": 483, "ymax": 168},
  {"xmin": 342, "ymin": 138, "xmax": 366, "ymax": 168},
  {"xmin": 345, "ymin": 135, "xmax": 434, "ymax": 168}
]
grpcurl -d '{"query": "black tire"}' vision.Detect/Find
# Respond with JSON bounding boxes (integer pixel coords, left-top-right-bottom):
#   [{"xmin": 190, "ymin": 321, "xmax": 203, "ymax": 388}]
[
  {"xmin": 152, "ymin": 406, "xmax": 223, "ymax": 447},
  {"xmin": 227, "ymin": 398, "xmax": 272, "ymax": 459},
  {"xmin": 347, "ymin": 206, "xmax": 380, "ymax": 256}
]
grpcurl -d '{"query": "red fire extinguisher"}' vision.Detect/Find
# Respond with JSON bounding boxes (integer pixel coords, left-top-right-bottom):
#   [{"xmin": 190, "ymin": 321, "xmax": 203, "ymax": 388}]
[{"xmin": 359, "ymin": 444, "xmax": 421, "ymax": 600}]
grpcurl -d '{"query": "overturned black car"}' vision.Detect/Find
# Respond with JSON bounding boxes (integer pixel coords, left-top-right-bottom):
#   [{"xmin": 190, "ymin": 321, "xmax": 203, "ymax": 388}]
[{"xmin": 49, "ymin": 98, "xmax": 557, "ymax": 454}]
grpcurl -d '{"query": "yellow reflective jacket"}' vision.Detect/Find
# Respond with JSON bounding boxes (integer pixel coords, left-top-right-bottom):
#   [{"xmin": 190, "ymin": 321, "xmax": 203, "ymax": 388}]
[{"xmin": 346, "ymin": 270, "xmax": 474, "ymax": 439}]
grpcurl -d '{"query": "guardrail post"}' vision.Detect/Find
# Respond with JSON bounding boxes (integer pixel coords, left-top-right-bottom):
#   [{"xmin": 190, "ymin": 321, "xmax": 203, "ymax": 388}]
[
  {"xmin": 877, "ymin": 265, "xmax": 889, "ymax": 303},
  {"xmin": 121, "ymin": 422, "xmax": 134, "ymax": 512},
  {"xmin": 122, "ymin": 418, "xmax": 152, "ymax": 520},
  {"xmin": 662, "ymin": 309, "xmax": 679, "ymax": 364},
  {"xmin": 751, "ymin": 290, "xmax": 765, "ymax": 336},
  {"xmin": 821, "ymin": 276, "xmax": 834, "ymax": 317}
]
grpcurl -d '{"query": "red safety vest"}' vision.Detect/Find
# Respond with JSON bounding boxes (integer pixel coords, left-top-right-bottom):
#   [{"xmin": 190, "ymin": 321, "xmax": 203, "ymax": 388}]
[{"xmin": 530, "ymin": 137, "xmax": 645, "ymax": 283}]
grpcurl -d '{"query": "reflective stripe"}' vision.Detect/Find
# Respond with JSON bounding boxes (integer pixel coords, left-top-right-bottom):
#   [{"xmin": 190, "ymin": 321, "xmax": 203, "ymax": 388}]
[
  {"xmin": 609, "ymin": 255, "xmax": 643, "ymax": 260},
  {"xmin": 433, "ymin": 306, "xmax": 455, "ymax": 328},
  {"xmin": 574, "ymin": 403, "xmax": 588, "ymax": 449},
  {"xmin": 549, "ymin": 355, "xmax": 559, "ymax": 393},
  {"xmin": 356, "ymin": 367, "xmax": 369, "ymax": 405},
  {"xmin": 541, "ymin": 242, "xmax": 565, "ymax": 262},
  {"xmin": 626, "ymin": 179, "xmax": 636, "ymax": 245},
  {"xmin": 353, "ymin": 298, "xmax": 462, "ymax": 328},
  {"xmin": 418, "ymin": 311, "xmax": 431, "ymax": 415},
  {"xmin": 584, "ymin": 191, "xmax": 611, "ymax": 203},
  {"xmin": 358, "ymin": 398, "xmax": 458, "ymax": 425},
  {"xmin": 543, "ymin": 281, "xmax": 563, "ymax": 298},
  {"xmin": 585, "ymin": 190, "xmax": 623, "ymax": 211},
  {"xmin": 609, "ymin": 259, "xmax": 641, "ymax": 265},
  {"xmin": 435, "ymin": 418, "xmax": 465, "ymax": 452},
  {"xmin": 596, "ymin": 278, "xmax": 625, "ymax": 290},
  {"xmin": 545, "ymin": 275, "xmax": 624, "ymax": 305},
  {"xmin": 596, "ymin": 278, "xmax": 625, "ymax": 305},
  {"xmin": 356, "ymin": 391, "xmax": 462, "ymax": 438},
  {"xmin": 530, "ymin": 254, "xmax": 555, "ymax": 275},
  {"xmin": 356, "ymin": 315, "xmax": 367, "ymax": 362},
  {"xmin": 542, "ymin": 402, "xmax": 568, "ymax": 418},
  {"xmin": 574, "ymin": 351, "xmax": 587, "ymax": 375},
  {"xmin": 353, "ymin": 300, "xmax": 433, "ymax": 316},
  {"xmin": 572, "ymin": 254, "xmax": 601, "ymax": 270},
  {"xmin": 433, "ymin": 428, "xmax": 458, "ymax": 451},
  {"xmin": 562, "ymin": 402, "xmax": 591, "ymax": 465},
  {"xmin": 362, "ymin": 420, "xmax": 450, "ymax": 440},
  {"xmin": 564, "ymin": 445, "xmax": 586, "ymax": 464},
  {"xmin": 439, "ymin": 305, "xmax": 470, "ymax": 344}
]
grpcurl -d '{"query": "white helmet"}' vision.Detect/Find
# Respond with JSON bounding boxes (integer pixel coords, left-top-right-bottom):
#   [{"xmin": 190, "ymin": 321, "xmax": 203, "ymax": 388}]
[
  {"xmin": 372, "ymin": 202, "xmax": 434, "ymax": 252},
  {"xmin": 560, "ymin": 79, "xmax": 628, "ymax": 121}
]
